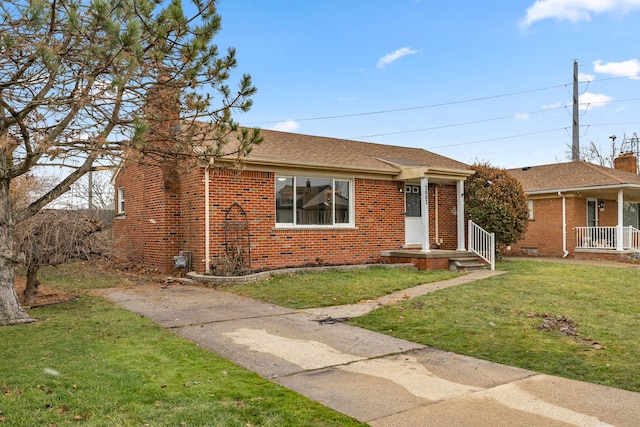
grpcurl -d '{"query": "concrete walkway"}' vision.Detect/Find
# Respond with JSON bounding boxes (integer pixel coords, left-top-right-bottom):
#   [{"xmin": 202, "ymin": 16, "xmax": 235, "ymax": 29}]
[{"xmin": 102, "ymin": 268, "xmax": 640, "ymax": 426}]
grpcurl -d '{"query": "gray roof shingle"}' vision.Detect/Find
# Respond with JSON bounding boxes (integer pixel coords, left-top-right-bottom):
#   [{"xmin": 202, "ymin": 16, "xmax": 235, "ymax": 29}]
[{"xmin": 508, "ymin": 161, "xmax": 640, "ymax": 193}]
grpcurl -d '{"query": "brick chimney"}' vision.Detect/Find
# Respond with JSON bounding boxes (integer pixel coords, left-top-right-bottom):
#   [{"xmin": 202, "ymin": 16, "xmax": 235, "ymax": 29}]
[{"xmin": 613, "ymin": 152, "xmax": 638, "ymax": 174}]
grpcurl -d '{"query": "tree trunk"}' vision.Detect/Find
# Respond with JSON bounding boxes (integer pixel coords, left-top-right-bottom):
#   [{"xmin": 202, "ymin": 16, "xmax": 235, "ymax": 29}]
[
  {"xmin": 0, "ymin": 177, "xmax": 34, "ymax": 326},
  {"xmin": 23, "ymin": 267, "xmax": 40, "ymax": 306}
]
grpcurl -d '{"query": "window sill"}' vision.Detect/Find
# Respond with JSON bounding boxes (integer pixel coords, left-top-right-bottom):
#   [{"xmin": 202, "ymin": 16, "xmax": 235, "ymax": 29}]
[{"xmin": 273, "ymin": 225, "xmax": 357, "ymax": 231}]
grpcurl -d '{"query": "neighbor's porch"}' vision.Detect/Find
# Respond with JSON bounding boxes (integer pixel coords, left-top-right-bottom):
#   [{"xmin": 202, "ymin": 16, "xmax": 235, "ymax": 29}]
[
  {"xmin": 574, "ymin": 225, "xmax": 640, "ymax": 259},
  {"xmin": 574, "ymin": 184, "xmax": 640, "ymax": 259}
]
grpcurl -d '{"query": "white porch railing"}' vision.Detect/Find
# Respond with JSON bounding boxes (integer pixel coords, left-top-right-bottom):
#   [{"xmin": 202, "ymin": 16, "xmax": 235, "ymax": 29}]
[
  {"xmin": 623, "ymin": 226, "xmax": 640, "ymax": 251},
  {"xmin": 468, "ymin": 220, "xmax": 495, "ymax": 270},
  {"xmin": 575, "ymin": 226, "xmax": 640, "ymax": 251}
]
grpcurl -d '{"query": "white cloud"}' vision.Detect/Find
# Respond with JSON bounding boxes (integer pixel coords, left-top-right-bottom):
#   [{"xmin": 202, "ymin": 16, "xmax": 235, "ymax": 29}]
[
  {"xmin": 272, "ymin": 119, "xmax": 299, "ymax": 132},
  {"xmin": 578, "ymin": 72, "xmax": 595, "ymax": 82},
  {"xmin": 377, "ymin": 47, "xmax": 419, "ymax": 69},
  {"xmin": 579, "ymin": 92, "xmax": 613, "ymax": 110},
  {"xmin": 515, "ymin": 113, "xmax": 530, "ymax": 121},
  {"xmin": 542, "ymin": 101, "xmax": 563, "ymax": 110},
  {"xmin": 520, "ymin": 0, "xmax": 640, "ymax": 27},
  {"xmin": 593, "ymin": 59, "xmax": 640, "ymax": 79}
]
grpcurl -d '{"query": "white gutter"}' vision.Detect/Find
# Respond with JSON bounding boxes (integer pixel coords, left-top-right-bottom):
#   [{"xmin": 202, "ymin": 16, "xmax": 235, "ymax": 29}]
[
  {"xmin": 222, "ymin": 156, "xmax": 402, "ymax": 176},
  {"xmin": 558, "ymin": 192, "xmax": 569, "ymax": 258},
  {"xmin": 527, "ymin": 183, "xmax": 640, "ymax": 195}
]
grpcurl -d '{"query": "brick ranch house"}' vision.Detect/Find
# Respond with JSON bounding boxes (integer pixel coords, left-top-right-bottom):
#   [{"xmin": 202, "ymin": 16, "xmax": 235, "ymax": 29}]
[
  {"xmin": 507, "ymin": 153, "xmax": 640, "ymax": 260},
  {"xmin": 112, "ymin": 128, "xmax": 486, "ymax": 274}
]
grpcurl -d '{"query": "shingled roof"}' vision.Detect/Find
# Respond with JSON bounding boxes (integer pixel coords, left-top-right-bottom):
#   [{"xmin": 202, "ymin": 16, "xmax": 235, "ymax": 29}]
[
  {"xmin": 243, "ymin": 129, "xmax": 469, "ymax": 175},
  {"xmin": 508, "ymin": 161, "xmax": 640, "ymax": 199}
]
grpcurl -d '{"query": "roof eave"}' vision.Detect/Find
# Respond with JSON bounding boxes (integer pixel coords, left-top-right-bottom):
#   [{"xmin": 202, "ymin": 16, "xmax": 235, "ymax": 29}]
[
  {"xmin": 395, "ymin": 166, "xmax": 475, "ymax": 181},
  {"xmin": 223, "ymin": 156, "xmax": 402, "ymax": 176},
  {"xmin": 526, "ymin": 183, "xmax": 640, "ymax": 195}
]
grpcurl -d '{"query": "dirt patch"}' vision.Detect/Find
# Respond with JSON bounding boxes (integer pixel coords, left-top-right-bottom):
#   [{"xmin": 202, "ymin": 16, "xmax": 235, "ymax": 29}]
[
  {"xmin": 537, "ymin": 313, "xmax": 578, "ymax": 336},
  {"xmin": 14, "ymin": 276, "xmax": 78, "ymax": 308},
  {"xmin": 527, "ymin": 311, "xmax": 606, "ymax": 350},
  {"xmin": 14, "ymin": 257, "xmax": 169, "ymax": 308}
]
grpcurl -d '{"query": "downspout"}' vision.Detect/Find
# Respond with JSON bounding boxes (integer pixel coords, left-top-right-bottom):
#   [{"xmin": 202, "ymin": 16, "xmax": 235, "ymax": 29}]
[
  {"xmin": 204, "ymin": 162, "xmax": 212, "ymax": 273},
  {"xmin": 434, "ymin": 185, "xmax": 439, "ymax": 246},
  {"xmin": 617, "ymin": 189, "xmax": 624, "ymax": 251},
  {"xmin": 558, "ymin": 192, "xmax": 569, "ymax": 258}
]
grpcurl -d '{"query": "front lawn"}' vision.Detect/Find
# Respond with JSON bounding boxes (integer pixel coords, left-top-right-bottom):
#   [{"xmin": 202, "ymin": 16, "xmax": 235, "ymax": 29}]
[
  {"xmin": 349, "ymin": 259, "xmax": 640, "ymax": 392},
  {"xmin": 0, "ymin": 263, "xmax": 366, "ymax": 427},
  {"xmin": 228, "ymin": 266, "xmax": 460, "ymax": 309}
]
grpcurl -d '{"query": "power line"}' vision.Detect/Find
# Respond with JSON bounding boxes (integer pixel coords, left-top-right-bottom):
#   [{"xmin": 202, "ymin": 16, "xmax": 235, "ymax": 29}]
[
  {"xmin": 349, "ymin": 105, "xmax": 565, "ymax": 139},
  {"xmin": 350, "ymin": 97, "xmax": 640, "ymax": 140},
  {"xmin": 424, "ymin": 128, "xmax": 567, "ymax": 150},
  {"xmin": 419, "ymin": 120, "xmax": 640, "ymax": 152},
  {"xmin": 251, "ymin": 84, "xmax": 567, "ymax": 124},
  {"xmin": 249, "ymin": 73, "xmax": 640, "ymax": 126}
]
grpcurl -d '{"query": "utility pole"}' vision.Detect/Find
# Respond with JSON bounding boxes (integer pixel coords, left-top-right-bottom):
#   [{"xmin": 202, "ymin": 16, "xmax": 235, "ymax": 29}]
[{"xmin": 572, "ymin": 60, "xmax": 580, "ymax": 161}]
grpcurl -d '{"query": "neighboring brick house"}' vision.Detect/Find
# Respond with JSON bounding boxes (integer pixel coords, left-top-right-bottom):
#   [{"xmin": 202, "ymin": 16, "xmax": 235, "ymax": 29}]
[
  {"xmin": 507, "ymin": 153, "xmax": 640, "ymax": 260},
  {"xmin": 113, "ymin": 129, "xmax": 477, "ymax": 274}
]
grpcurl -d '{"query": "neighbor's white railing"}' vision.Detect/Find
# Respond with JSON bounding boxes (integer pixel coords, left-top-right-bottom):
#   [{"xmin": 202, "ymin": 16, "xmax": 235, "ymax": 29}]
[
  {"xmin": 623, "ymin": 226, "xmax": 640, "ymax": 252},
  {"xmin": 468, "ymin": 220, "xmax": 495, "ymax": 270},
  {"xmin": 576, "ymin": 226, "xmax": 640, "ymax": 251}
]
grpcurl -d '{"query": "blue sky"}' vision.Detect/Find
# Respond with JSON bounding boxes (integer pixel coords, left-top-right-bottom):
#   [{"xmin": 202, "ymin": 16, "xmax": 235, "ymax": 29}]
[{"xmin": 215, "ymin": 0, "xmax": 640, "ymax": 169}]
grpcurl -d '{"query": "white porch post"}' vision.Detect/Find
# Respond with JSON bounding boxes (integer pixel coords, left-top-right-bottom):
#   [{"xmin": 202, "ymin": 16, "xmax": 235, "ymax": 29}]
[
  {"xmin": 617, "ymin": 189, "xmax": 624, "ymax": 251},
  {"xmin": 421, "ymin": 177, "xmax": 430, "ymax": 252},
  {"xmin": 456, "ymin": 179, "xmax": 466, "ymax": 251}
]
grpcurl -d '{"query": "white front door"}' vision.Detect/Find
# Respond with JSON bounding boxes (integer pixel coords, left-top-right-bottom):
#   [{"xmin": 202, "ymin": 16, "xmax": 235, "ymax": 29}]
[{"xmin": 404, "ymin": 184, "xmax": 423, "ymax": 246}]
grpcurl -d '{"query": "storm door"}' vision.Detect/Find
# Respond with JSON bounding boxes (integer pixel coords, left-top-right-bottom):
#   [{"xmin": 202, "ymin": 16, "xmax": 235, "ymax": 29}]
[{"xmin": 404, "ymin": 184, "xmax": 424, "ymax": 246}]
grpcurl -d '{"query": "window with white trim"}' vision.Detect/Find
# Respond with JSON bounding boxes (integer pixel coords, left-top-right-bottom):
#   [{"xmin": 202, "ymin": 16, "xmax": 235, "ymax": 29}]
[
  {"xmin": 275, "ymin": 175, "xmax": 352, "ymax": 226},
  {"xmin": 117, "ymin": 187, "xmax": 125, "ymax": 214},
  {"xmin": 527, "ymin": 200, "xmax": 534, "ymax": 220}
]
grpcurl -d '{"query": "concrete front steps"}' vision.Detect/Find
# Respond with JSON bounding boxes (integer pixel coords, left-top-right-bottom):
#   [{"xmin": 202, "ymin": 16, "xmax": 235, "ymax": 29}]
[{"xmin": 448, "ymin": 255, "xmax": 488, "ymax": 272}]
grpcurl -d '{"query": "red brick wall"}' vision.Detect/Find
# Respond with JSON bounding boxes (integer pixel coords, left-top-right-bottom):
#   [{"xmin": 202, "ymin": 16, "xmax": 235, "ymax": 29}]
[
  {"xmin": 596, "ymin": 199, "xmax": 619, "ymax": 226},
  {"xmin": 509, "ymin": 198, "xmax": 562, "ymax": 256},
  {"xmin": 428, "ymin": 184, "xmax": 458, "ymax": 250},
  {"xmin": 113, "ymin": 161, "xmax": 145, "ymax": 265},
  {"xmin": 509, "ymin": 196, "xmax": 624, "ymax": 257},
  {"xmin": 614, "ymin": 153, "xmax": 637, "ymax": 174},
  {"xmin": 205, "ymin": 171, "xmax": 406, "ymax": 272},
  {"xmin": 113, "ymin": 158, "xmax": 187, "ymax": 273},
  {"xmin": 114, "ymin": 163, "xmax": 464, "ymax": 273}
]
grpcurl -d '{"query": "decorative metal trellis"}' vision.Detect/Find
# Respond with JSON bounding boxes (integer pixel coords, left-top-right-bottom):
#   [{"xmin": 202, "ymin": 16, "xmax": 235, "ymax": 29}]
[{"xmin": 223, "ymin": 202, "xmax": 251, "ymax": 275}]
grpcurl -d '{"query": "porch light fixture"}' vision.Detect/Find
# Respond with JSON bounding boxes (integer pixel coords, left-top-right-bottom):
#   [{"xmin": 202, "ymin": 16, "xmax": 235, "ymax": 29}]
[{"xmin": 598, "ymin": 200, "xmax": 605, "ymax": 210}]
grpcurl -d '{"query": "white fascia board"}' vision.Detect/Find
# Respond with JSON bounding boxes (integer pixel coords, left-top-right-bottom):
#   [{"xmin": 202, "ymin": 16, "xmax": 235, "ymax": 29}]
[{"xmin": 526, "ymin": 183, "xmax": 640, "ymax": 195}]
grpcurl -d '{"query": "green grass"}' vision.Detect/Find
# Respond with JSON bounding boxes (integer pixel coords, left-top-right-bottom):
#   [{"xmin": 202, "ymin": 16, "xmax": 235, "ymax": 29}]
[
  {"xmin": 1, "ymin": 263, "xmax": 366, "ymax": 427},
  {"xmin": 349, "ymin": 259, "xmax": 640, "ymax": 392},
  {"xmin": 34, "ymin": 259, "xmax": 135, "ymax": 292},
  {"xmin": 228, "ymin": 266, "xmax": 460, "ymax": 309}
]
